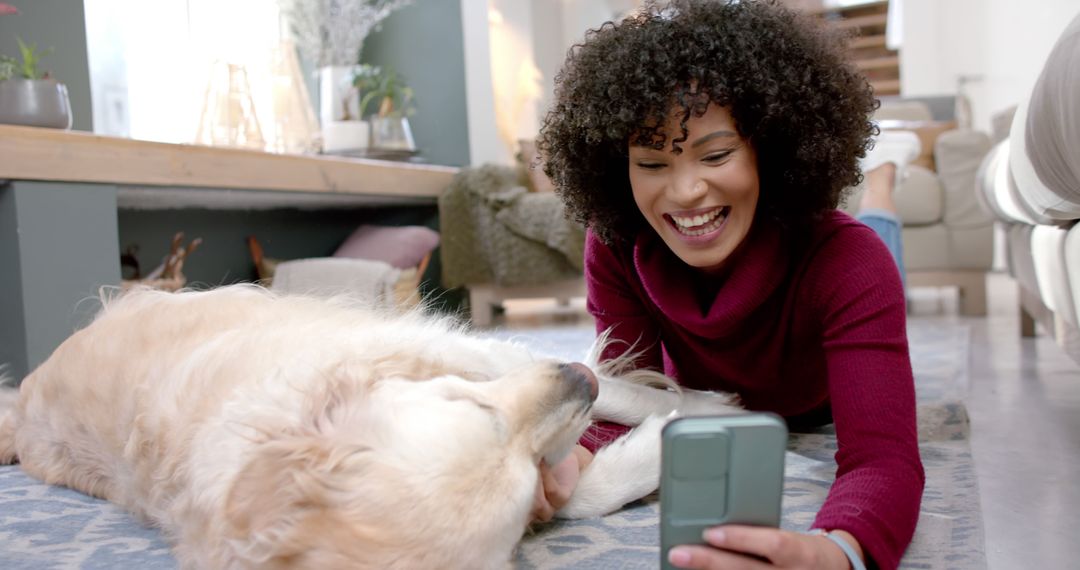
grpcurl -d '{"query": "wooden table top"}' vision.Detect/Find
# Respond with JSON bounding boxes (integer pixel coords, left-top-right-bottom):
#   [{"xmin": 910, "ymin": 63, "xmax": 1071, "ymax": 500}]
[{"xmin": 0, "ymin": 125, "xmax": 460, "ymax": 202}]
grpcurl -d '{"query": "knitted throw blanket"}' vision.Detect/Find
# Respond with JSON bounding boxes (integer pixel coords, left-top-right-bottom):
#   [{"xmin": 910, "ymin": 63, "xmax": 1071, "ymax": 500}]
[{"xmin": 438, "ymin": 165, "xmax": 585, "ymax": 288}]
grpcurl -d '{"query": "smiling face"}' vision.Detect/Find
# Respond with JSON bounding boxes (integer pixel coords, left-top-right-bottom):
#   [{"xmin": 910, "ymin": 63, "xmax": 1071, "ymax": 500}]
[{"xmin": 629, "ymin": 104, "xmax": 760, "ymax": 271}]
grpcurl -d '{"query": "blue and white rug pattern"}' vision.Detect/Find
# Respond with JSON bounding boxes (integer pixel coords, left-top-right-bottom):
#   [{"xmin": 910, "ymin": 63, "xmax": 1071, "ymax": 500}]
[{"xmin": 0, "ymin": 320, "xmax": 983, "ymax": 569}]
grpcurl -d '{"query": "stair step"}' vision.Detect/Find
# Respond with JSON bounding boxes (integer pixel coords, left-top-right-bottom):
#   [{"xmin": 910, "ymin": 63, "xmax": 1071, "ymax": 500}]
[
  {"xmin": 832, "ymin": 13, "xmax": 888, "ymax": 30},
  {"xmin": 809, "ymin": 0, "xmax": 889, "ymax": 17},
  {"xmin": 856, "ymin": 55, "xmax": 900, "ymax": 71},
  {"xmin": 871, "ymin": 79, "xmax": 901, "ymax": 95},
  {"xmin": 849, "ymin": 34, "xmax": 888, "ymax": 49}
]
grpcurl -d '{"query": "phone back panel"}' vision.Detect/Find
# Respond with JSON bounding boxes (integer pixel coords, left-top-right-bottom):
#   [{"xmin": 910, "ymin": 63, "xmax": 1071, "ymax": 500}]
[{"xmin": 660, "ymin": 414, "xmax": 787, "ymax": 568}]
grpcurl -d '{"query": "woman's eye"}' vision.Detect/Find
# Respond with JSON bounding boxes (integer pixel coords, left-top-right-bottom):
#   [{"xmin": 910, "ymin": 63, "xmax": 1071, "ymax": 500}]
[
  {"xmin": 636, "ymin": 161, "xmax": 666, "ymax": 171},
  {"xmin": 703, "ymin": 151, "xmax": 732, "ymax": 163}
]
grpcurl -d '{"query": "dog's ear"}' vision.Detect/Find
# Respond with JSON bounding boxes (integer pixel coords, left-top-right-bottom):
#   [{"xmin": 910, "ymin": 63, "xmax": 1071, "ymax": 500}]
[{"xmin": 224, "ymin": 436, "xmax": 372, "ymax": 564}]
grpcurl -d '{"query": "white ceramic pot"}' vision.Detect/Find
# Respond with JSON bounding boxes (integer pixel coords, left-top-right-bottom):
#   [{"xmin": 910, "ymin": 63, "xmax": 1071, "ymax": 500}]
[
  {"xmin": 322, "ymin": 119, "xmax": 370, "ymax": 153},
  {"xmin": 0, "ymin": 78, "xmax": 73, "ymax": 129}
]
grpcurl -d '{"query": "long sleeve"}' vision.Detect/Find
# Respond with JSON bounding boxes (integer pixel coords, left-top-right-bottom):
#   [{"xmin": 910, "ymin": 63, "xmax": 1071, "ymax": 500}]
[
  {"xmin": 808, "ymin": 226, "xmax": 925, "ymax": 570},
  {"xmin": 579, "ymin": 215, "xmax": 924, "ymax": 568},
  {"xmin": 580, "ymin": 231, "xmax": 664, "ymax": 452},
  {"xmin": 584, "ymin": 230, "xmax": 664, "ymax": 370}
]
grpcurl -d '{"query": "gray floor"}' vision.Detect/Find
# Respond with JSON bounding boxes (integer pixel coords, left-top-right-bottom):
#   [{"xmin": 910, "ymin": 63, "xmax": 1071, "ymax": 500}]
[
  {"xmin": 495, "ymin": 272, "xmax": 1080, "ymax": 570},
  {"xmin": 963, "ymin": 274, "xmax": 1080, "ymax": 570}
]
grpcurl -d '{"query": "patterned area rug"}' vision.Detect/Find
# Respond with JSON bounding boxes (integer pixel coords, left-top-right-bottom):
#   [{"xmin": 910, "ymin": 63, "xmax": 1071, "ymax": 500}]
[
  {"xmin": 0, "ymin": 320, "xmax": 982, "ymax": 569},
  {"xmin": 511, "ymin": 320, "xmax": 984, "ymax": 569}
]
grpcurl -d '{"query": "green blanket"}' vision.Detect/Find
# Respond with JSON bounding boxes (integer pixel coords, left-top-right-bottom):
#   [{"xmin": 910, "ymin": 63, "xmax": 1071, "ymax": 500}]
[{"xmin": 439, "ymin": 165, "xmax": 585, "ymax": 288}]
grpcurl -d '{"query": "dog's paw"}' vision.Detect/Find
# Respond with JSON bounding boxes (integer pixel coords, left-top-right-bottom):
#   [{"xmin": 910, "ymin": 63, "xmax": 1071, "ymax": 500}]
[
  {"xmin": 556, "ymin": 414, "xmax": 667, "ymax": 519},
  {"xmin": 675, "ymin": 389, "xmax": 742, "ymax": 417}
]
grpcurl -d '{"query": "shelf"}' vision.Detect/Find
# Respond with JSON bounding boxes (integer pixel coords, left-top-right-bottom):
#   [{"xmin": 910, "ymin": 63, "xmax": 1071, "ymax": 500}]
[{"xmin": 0, "ymin": 125, "xmax": 459, "ymax": 204}]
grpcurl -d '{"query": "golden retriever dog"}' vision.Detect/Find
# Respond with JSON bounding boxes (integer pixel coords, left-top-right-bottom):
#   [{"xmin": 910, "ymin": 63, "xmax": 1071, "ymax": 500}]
[{"xmin": 0, "ymin": 285, "xmax": 739, "ymax": 569}]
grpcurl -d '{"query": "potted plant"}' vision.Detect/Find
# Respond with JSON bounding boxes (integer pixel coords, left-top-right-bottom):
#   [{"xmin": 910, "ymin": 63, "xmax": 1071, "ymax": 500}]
[
  {"xmin": 279, "ymin": 0, "xmax": 413, "ymax": 153},
  {"xmin": 355, "ymin": 64, "xmax": 416, "ymax": 153},
  {"xmin": 0, "ymin": 28, "xmax": 73, "ymax": 130}
]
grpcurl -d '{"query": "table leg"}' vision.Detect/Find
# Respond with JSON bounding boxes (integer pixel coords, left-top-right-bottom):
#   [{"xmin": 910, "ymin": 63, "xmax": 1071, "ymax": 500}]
[{"xmin": 0, "ymin": 181, "xmax": 120, "ymax": 382}]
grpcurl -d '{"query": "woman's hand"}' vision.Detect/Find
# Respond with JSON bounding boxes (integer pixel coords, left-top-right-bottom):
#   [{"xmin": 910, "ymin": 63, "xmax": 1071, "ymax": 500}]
[
  {"xmin": 530, "ymin": 445, "xmax": 594, "ymax": 522},
  {"xmin": 668, "ymin": 526, "xmax": 862, "ymax": 569}
]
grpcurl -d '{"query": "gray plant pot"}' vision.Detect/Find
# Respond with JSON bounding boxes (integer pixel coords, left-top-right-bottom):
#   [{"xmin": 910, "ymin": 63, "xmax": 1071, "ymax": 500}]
[{"xmin": 0, "ymin": 78, "xmax": 73, "ymax": 129}]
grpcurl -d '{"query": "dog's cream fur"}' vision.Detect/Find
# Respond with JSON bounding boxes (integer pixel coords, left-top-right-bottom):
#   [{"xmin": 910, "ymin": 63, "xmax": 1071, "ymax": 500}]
[{"xmin": 0, "ymin": 286, "xmax": 740, "ymax": 569}]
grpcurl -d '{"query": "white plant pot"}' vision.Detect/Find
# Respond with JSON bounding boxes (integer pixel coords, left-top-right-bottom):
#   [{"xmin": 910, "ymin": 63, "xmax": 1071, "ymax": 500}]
[
  {"xmin": 318, "ymin": 65, "xmax": 359, "ymax": 124},
  {"xmin": 322, "ymin": 119, "xmax": 370, "ymax": 153}
]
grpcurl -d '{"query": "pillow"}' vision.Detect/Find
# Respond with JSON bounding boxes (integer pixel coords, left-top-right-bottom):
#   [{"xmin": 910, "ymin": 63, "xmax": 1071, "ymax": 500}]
[{"xmin": 333, "ymin": 225, "xmax": 440, "ymax": 269}]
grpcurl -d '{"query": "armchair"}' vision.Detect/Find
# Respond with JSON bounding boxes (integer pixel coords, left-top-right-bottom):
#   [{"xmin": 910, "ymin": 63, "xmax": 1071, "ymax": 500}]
[{"xmin": 846, "ymin": 113, "xmax": 994, "ymax": 315}]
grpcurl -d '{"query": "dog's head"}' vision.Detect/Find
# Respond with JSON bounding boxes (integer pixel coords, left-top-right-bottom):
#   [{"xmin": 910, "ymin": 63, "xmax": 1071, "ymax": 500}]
[{"xmin": 224, "ymin": 359, "xmax": 598, "ymax": 569}]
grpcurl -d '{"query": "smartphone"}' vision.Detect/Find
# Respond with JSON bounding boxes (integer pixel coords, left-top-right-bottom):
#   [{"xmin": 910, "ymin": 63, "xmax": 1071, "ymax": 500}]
[{"xmin": 660, "ymin": 413, "xmax": 787, "ymax": 569}]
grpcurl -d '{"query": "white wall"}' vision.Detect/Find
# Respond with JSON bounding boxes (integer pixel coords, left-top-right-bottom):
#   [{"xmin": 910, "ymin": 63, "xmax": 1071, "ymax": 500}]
[
  {"xmin": 461, "ymin": 0, "xmax": 508, "ymax": 166},
  {"xmin": 461, "ymin": 0, "xmax": 635, "ymax": 166},
  {"xmin": 84, "ymin": 0, "xmax": 132, "ymax": 137},
  {"xmin": 534, "ymin": 0, "xmax": 638, "ymax": 123},
  {"xmin": 490, "ymin": 0, "xmax": 541, "ymax": 154},
  {"xmin": 901, "ymin": 0, "xmax": 1080, "ymax": 132},
  {"xmin": 532, "ymin": 0, "xmax": 567, "ymax": 126}
]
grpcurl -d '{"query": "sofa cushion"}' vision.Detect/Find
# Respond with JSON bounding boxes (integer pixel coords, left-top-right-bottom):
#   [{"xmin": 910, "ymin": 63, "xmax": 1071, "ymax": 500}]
[
  {"xmin": 1065, "ymin": 224, "xmax": 1080, "ymax": 327},
  {"xmin": 1032, "ymin": 225, "xmax": 1078, "ymax": 326},
  {"xmin": 1009, "ymin": 98, "xmax": 1078, "ymax": 223},
  {"xmin": 976, "ymin": 141, "xmax": 1017, "ymax": 222},
  {"xmin": 895, "ymin": 166, "xmax": 942, "ymax": 226},
  {"xmin": 901, "ymin": 223, "xmax": 993, "ymax": 272},
  {"xmin": 1015, "ymin": 11, "xmax": 1080, "ymax": 221},
  {"xmin": 1008, "ymin": 224, "xmax": 1039, "ymax": 295},
  {"xmin": 936, "ymin": 129, "xmax": 993, "ymax": 228}
]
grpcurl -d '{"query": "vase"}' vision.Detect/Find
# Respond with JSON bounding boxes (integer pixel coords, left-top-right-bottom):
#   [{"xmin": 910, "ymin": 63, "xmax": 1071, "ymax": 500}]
[
  {"xmin": 318, "ymin": 65, "xmax": 370, "ymax": 153},
  {"xmin": 318, "ymin": 65, "xmax": 360, "ymax": 124},
  {"xmin": 268, "ymin": 39, "xmax": 321, "ymax": 154},
  {"xmin": 0, "ymin": 78, "xmax": 73, "ymax": 129},
  {"xmin": 194, "ymin": 61, "xmax": 266, "ymax": 150},
  {"xmin": 370, "ymin": 116, "xmax": 416, "ymax": 151}
]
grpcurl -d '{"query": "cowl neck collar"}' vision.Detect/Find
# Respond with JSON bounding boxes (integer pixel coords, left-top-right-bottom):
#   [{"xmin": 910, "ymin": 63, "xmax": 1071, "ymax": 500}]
[{"xmin": 632, "ymin": 219, "xmax": 790, "ymax": 338}]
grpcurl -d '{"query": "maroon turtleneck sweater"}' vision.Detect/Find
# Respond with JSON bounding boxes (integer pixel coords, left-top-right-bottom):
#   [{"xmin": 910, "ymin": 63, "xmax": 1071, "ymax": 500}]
[{"xmin": 582, "ymin": 210, "xmax": 923, "ymax": 570}]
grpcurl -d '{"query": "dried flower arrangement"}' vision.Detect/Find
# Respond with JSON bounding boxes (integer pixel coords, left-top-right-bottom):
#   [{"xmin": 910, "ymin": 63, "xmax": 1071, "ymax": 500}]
[{"xmin": 278, "ymin": 0, "xmax": 413, "ymax": 68}]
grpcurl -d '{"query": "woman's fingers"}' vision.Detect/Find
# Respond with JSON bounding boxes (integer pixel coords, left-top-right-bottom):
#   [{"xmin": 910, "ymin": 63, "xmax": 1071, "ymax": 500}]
[
  {"xmin": 667, "ymin": 544, "xmax": 774, "ymax": 570},
  {"xmin": 531, "ymin": 446, "xmax": 591, "ymax": 522},
  {"xmin": 701, "ymin": 525, "xmax": 851, "ymax": 568}
]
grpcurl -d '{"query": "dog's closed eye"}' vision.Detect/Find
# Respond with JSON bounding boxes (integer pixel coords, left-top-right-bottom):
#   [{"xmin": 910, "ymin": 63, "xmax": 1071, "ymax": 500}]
[
  {"xmin": 441, "ymin": 390, "xmax": 511, "ymax": 444},
  {"xmin": 444, "ymin": 391, "xmax": 497, "ymax": 414}
]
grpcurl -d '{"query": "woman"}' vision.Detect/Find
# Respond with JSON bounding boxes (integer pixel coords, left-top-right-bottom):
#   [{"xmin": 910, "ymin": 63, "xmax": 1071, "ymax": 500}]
[{"xmin": 531, "ymin": 1, "xmax": 924, "ymax": 569}]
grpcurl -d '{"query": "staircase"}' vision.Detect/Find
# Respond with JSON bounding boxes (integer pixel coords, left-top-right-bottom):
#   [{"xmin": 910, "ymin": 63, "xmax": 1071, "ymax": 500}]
[{"xmin": 790, "ymin": 0, "xmax": 900, "ymax": 96}]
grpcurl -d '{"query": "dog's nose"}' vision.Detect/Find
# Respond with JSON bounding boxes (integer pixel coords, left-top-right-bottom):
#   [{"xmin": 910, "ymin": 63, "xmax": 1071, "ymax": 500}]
[{"xmin": 560, "ymin": 362, "xmax": 599, "ymax": 401}]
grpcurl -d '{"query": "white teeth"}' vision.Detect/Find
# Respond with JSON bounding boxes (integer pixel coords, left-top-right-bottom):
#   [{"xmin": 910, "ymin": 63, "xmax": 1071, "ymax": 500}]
[
  {"xmin": 671, "ymin": 208, "xmax": 726, "ymax": 236},
  {"xmin": 672, "ymin": 208, "xmax": 724, "ymax": 229}
]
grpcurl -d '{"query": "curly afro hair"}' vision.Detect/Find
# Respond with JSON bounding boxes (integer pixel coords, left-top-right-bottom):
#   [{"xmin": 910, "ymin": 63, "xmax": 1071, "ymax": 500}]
[{"xmin": 537, "ymin": 0, "xmax": 879, "ymax": 245}]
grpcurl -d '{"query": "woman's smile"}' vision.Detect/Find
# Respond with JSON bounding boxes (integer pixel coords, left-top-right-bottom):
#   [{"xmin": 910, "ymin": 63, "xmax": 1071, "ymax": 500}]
[
  {"xmin": 666, "ymin": 205, "xmax": 730, "ymax": 240},
  {"xmin": 629, "ymin": 104, "xmax": 760, "ymax": 271}
]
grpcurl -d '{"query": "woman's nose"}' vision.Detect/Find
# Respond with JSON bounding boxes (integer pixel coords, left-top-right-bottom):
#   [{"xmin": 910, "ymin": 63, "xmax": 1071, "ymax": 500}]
[{"xmin": 672, "ymin": 175, "xmax": 708, "ymax": 203}]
